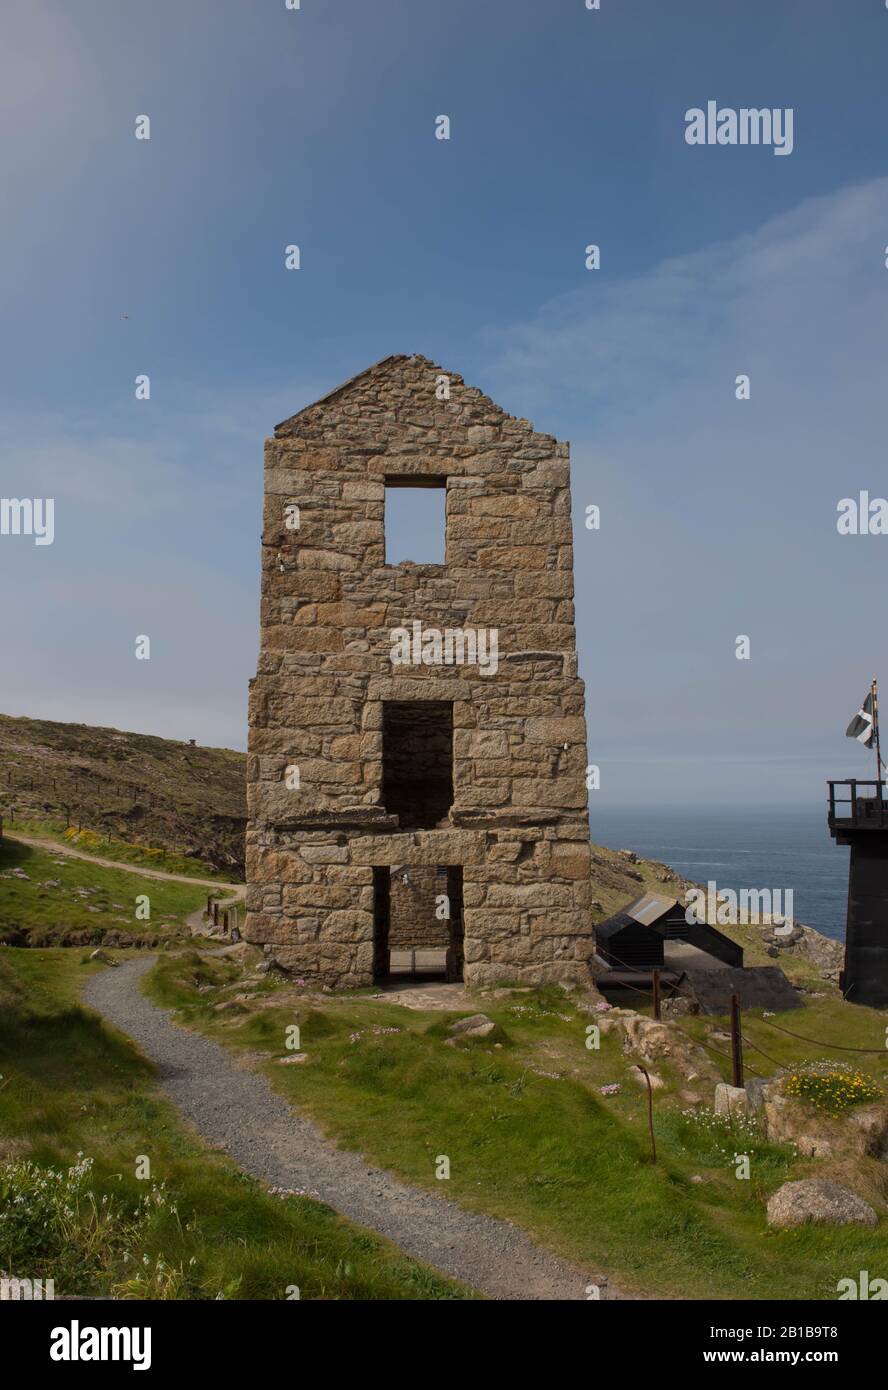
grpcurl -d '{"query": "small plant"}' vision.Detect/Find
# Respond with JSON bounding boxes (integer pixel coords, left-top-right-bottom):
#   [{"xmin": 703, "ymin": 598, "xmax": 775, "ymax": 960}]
[
  {"xmin": 113, "ymin": 1254, "xmax": 193, "ymax": 1299},
  {"xmin": 666, "ymin": 1105, "xmax": 796, "ymax": 1172},
  {"xmin": 0, "ymin": 1154, "xmax": 176, "ymax": 1293},
  {"xmin": 784, "ymin": 1060, "xmax": 883, "ymax": 1114}
]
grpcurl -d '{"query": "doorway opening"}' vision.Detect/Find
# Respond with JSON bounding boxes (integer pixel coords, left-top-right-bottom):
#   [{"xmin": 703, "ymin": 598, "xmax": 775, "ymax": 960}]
[{"xmin": 372, "ymin": 864, "xmax": 464, "ymax": 983}]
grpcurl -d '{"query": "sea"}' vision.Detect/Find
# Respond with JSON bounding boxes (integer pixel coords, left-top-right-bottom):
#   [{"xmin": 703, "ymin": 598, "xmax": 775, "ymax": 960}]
[{"xmin": 590, "ymin": 806, "xmax": 848, "ymax": 943}]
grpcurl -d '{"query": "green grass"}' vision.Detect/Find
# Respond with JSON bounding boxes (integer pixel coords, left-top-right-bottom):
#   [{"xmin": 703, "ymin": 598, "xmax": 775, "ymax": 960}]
[
  {"xmin": 0, "ymin": 949, "xmax": 472, "ymax": 1300},
  {"xmin": 679, "ymin": 994, "xmax": 888, "ymax": 1086},
  {"xmin": 144, "ymin": 958, "xmax": 888, "ymax": 1300},
  {"xmin": 8, "ymin": 817, "xmax": 235, "ymax": 881},
  {"xmin": 0, "ymin": 836, "xmax": 222, "ymax": 946}
]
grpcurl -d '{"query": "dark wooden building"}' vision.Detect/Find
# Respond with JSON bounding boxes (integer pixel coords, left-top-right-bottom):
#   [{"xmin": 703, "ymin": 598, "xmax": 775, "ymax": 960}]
[
  {"xmin": 594, "ymin": 891, "xmax": 744, "ymax": 977},
  {"xmin": 828, "ymin": 780, "xmax": 888, "ymax": 1007},
  {"xmin": 595, "ymin": 894, "xmax": 669, "ymax": 971}
]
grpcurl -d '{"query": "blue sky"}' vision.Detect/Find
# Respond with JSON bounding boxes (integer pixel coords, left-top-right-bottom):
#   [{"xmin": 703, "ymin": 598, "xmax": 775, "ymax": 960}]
[{"xmin": 2, "ymin": 0, "xmax": 888, "ymax": 808}]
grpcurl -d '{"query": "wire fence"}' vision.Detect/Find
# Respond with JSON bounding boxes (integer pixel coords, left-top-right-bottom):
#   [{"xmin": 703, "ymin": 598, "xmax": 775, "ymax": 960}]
[{"xmin": 594, "ymin": 942, "xmax": 888, "ymax": 1091}]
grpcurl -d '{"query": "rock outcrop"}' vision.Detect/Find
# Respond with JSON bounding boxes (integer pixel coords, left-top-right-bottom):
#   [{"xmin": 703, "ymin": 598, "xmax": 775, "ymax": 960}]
[{"xmin": 766, "ymin": 1179, "xmax": 878, "ymax": 1229}]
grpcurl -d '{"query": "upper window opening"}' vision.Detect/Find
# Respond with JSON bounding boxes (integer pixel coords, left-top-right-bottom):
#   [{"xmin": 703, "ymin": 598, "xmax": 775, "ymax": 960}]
[{"xmin": 384, "ymin": 478, "xmax": 446, "ymax": 565}]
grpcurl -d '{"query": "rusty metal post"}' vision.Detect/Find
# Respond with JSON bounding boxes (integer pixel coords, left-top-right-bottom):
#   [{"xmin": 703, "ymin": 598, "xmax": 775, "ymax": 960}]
[
  {"xmin": 638, "ymin": 1065, "xmax": 657, "ymax": 1163},
  {"xmin": 729, "ymin": 993, "xmax": 744, "ymax": 1089}
]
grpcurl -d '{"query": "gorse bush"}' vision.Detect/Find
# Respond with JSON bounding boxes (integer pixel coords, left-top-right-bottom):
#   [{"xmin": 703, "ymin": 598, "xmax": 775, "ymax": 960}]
[
  {"xmin": 0, "ymin": 1155, "xmax": 175, "ymax": 1291},
  {"xmin": 784, "ymin": 1061, "xmax": 883, "ymax": 1114},
  {"xmin": 63, "ymin": 827, "xmax": 102, "ymax": 848}
]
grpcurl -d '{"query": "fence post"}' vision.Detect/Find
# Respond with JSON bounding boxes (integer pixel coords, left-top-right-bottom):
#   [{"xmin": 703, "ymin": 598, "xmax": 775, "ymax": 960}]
[
  {"xmin": 651, "ymin": 968, "xmax": 661, "ymax": 1021},
  {"xmin": 729, "ymin": 993, "xmax": 744, "ymax": 1089},
  {"xmin": 638, "ymin": 1065, "xmax": 657, "ymax": 1163}
]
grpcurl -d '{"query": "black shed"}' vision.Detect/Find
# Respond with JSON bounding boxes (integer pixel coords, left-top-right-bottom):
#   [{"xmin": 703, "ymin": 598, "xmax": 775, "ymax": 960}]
[
  {"xmin": 595, "ymin": 893, "xmax": 671, "ymax": 970},
  {"xmin": 594, "ymin": 891, "xmax": 744, "ymax": 973}
]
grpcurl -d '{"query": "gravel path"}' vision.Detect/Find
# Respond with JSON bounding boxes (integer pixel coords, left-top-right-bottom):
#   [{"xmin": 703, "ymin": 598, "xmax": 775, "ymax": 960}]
[{"xmin": 83, "ymin": 958, "xmax": 601, "ymax": 1301}]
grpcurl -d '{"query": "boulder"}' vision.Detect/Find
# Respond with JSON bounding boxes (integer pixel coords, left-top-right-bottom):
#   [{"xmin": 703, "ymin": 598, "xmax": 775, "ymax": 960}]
[
  {"xmin": 618, "ymin": 1014, "xmax": 716, "ymax": 1080},
  {"xmin": 256, "ymin": 957, "xmax": 288, "ymax": 976},
  {"xmin": 714, "ymin": 1083, "xmax": 750, "ymax": 1118},
  {"xmin": 620, "ymin": 1016, "xmax": 674, "ymax": 1062},
  {"xmin": 88, "ymin": 948, "xmax": 116, "ymax": 966},
  {"xmin": 766, "ymin": 1180, "xmax": 878, "ymax": 1229},
  {"xmin": 762, "ymin": 1086, "xmax": 888, "ymax": 1160},
  {"xmin": 848, "ymin": 1104, "xmax": 888, "ymax": 1159},
  {"xmin": 661, "ymin": 995, "xmax": 698, "ymax": 1018},
  {"xmin": 762, "ymin": 1092, "xmax": 832, "ymax": 1156},
  {"xmin": 745, "ymin": 1077, "xmax": 772, "ymax": 1113},
  {"xmin": 448, "ymin": 1013, "xmax": 496, "ymax": 1040},
  {"xmin": 755, "ymin": 921, "xmax": 844, "ymax": 979},
  {"xmin": 761, "ymin": 923, "xmax": 804, "ymax": 949}
]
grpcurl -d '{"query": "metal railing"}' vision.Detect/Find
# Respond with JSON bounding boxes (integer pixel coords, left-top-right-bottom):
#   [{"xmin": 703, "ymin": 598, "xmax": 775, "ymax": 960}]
[{"xmin": 828, "ymin": 779, "xmax": 888, "ymax": 828}]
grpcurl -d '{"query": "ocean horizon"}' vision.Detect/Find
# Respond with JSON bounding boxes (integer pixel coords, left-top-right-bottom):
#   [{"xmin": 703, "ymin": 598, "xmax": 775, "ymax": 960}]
[{"xmin": 589, "ymin": 805, "xmax": 849, "ymax": 943}]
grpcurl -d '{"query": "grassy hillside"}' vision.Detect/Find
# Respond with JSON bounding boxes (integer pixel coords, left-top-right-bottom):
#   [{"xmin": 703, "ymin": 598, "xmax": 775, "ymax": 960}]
[
  {"xmin": 144, "ymin": 948, "xmax": 888, "ymax": 1301},
  {"xmin": 0, "ymin": 949, "xmax": 471, "ymax": 1300},
  {"xmin": 0, "ymin": 711, "xmax": 698, "ymax": 918},
  {"xmin": 9, "ymin": 820, "xmax": 236, "ymax": 881},
  {"xmin": 0, "ymin": 835, "xmax": 234, "ymax": 947},
  {"xmin": 0, "ymin": 714, "xmax": 246, "ymax": 874}
]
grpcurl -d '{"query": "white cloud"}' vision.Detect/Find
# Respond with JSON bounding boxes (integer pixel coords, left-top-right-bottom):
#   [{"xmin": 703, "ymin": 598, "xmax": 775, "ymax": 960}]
[{"xmin": 482, "ymin": 177, "xmax": 888, "ymax": 803}]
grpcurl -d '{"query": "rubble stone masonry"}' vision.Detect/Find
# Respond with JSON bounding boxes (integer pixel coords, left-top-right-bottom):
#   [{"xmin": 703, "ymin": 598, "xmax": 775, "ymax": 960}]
[{"xmin": 245, "ymin": 354, "xmax": 594, "ymax": 987}]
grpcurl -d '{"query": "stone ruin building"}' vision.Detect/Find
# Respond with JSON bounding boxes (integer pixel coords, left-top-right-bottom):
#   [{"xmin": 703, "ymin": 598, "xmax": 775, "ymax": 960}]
[{"xmin": 245, "ymin": 354, "xmax": 594, "ymax": 988}]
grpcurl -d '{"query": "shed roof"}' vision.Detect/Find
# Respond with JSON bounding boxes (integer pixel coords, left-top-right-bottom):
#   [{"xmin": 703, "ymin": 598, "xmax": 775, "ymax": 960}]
[{"xmin": 594, "ymin": 892, "xmax": 680, "ymax": 940}]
